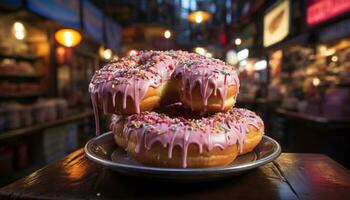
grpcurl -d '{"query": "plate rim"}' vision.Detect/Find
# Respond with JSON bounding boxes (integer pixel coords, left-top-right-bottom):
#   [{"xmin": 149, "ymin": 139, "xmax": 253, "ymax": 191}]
[{"xmin": 84, "ymin": 131, "xmax": 281, "ymax": 174}]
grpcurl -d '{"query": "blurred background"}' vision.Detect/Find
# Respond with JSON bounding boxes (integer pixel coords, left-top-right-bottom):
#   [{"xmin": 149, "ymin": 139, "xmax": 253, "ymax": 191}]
[{"xmin": 0, "ymin": 0, "xmax": 349, "ymax": 186}]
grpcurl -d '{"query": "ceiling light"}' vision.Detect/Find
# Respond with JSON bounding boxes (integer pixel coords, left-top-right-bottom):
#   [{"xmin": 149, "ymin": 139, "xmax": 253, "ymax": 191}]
[
  {"xmin": 103, "ymin": 49, "xmax": 112, "ymax": 60},
  {"xmin": 164, "ymin": 30, "xmax": 171, "ymax": 39},
  {"xmin": 312, "ymin": 78, "xmax": 320, "ymax": 86},
  {"xmin": 55, "ymin": 29, "xmax": 82, "ymax": 47},
  {"xmin": 188, "ymin": 11, "xmax": 211, "ymax": 24},
  {"xmin": 234, "ymin": 38, "xmax": 242, "ymax": 45},
  {"xmin": 12, "ymin": 21, "xmax": 26, "ymax": 40}
]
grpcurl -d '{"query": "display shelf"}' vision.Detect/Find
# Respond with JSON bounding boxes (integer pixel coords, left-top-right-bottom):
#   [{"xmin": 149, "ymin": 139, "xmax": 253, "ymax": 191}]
[
  {"xmin": 0, "ymin": 93, "xmax": 43, "ymax": 99},
  {"xmin": 0, "ymin": 73, "xmax": 42, "ymax": 79},
  {"xmin": 0, "ymin": 110, "xmax": 94, "ymax": 142},
  {"xmin": 276, "ymin": 108, "xmax": 350, "ymax": 124},
  {"xmin": 0, "ymin": 54, "xmax": 39, "ymax": 61}
]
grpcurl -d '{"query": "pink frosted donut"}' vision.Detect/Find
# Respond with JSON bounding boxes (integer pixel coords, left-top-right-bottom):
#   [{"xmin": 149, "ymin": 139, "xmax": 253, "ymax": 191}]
[
  {"xmin": 110, "ymin": 105, "xmax": 264, "ymax": 168},
  {"xmin": 174, "ymin": 57, "xmax": 240, "ymax": 112},
  {"xmin": 89, "ymin": 51, "xmax": 177, "ymax": 133}
]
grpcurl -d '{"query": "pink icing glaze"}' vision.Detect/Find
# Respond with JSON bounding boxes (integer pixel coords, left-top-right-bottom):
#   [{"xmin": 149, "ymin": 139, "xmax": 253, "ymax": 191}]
[
  {"xmin": 89, "ymin": 51, "xmax": 176, "ymax": 134},
  {"xmin": 175, "ymin": 57, "xmax": 240, "ymax": 111},
  {"xmin": 110, "ymin": 107, "xmax": 263, "ymax": 168}
]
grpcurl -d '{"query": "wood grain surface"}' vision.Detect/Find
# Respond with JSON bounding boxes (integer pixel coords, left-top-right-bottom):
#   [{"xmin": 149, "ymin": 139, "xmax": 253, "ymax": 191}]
[{"xmin": 0, "ymin": 149, "xmax": 349, "ymax": 200}]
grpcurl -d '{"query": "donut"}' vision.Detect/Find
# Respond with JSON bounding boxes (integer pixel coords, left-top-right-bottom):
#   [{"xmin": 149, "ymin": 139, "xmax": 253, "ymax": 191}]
[
  {"xmin": 174, "ymin": 57, "xmax": 239, "ymax": 112},
  {"xmin": 89, "ymin": 51, "xmax": 177, "ymax": 133},
  {"xmin": 89, "ymin": 50, "xmax": 239, "ymax": 115},
  {"xmin": 239, "ymin": 109, "xmax": 264, "ymax": 155},
  {"xmin": 110, "ymin": 104, "xmax": 264, "ymax": 168},
  {"xmin": 89, "ymin": 51, "xmax": 176, "ymax": 114}
]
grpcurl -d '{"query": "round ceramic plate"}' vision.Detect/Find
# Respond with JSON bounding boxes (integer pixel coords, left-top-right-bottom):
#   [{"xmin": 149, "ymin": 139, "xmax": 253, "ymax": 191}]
[{"xmin": 84, "ymin": 131, "xmax": 281, "ymax": 182}]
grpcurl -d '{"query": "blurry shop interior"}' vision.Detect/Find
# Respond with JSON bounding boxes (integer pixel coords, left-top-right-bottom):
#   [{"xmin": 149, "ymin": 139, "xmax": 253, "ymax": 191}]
[
  {"xmin": 0, "ymin": 0, "xmax": 350, "ymax": 186},
  {"xmin": 0, "ymin": 0, "xmax": 120, "ymax": 186}
]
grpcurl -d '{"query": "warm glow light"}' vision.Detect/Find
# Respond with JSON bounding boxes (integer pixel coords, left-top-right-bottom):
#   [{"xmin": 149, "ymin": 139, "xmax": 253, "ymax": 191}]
[
  {"xmin": 195, "ymin": 12, "xmax": 203, "ymax": 23},
  {"xmin": 112, "ymin": 55, "xmax": 119, "ymax": 61},
  {"xmin": 188, "ymin": 11, "xmax": 211, "ymax": 23},
  {"xmin": 312, "ymin": 78, "xmax": 320, "ymax": 86},
  {"xmin": 12, "ymin": 22, "xmax": 26, "ymax": 40},
  {"xmin": 319, "ymin": 45, "xmax": 336, "ymax": 56},
  {"xmin": 226, "ymin": 50, "xmax": 237, "ymax": 65},
  {"xmin": 240, "ymin": 60, "xmax": 247, "ymax": 67},
  {"xmin": 254, "ymin": 60, "xmax": 267, "ymax": 71},
  {"xmin": 205, "ymin": 52, "xmax": 212, "ymax": 58},
  {"xmin": 194, "ymin": 47, "xmax": 207, "ymax": 55},
  {"xmin": 64, "ymin": 31, "xmax": 73, "ymax": 47},
  {"xmin": 164, "ymin": 30, "xmax": 171, "ymax": 39},
  {"xmin": 15, "ymin": 32, "xmax": 25, "ymax": 40},
  {"xmin": 331, "ymin": 55, "xmax": 338, "ymax": 62},
  {"xmin": 234, "ymin": 38, "xmax": 242, "ymax": 45},
  {"xmin": 237, "ymin": 48, "xmax": 249, "ymax": 61},
  {"xmin": 14, "ymin": 22, "xmax": 24, "ymax": 32},
  {"xmin": 55, "ymin": 29, "xmax": 82, "ymax": 47},
  {"xmin": 319, "ymin": 45, "xmax": 327, "ymax": 53},
  {"xmin": 325, "ymin": 49, "xmax": 335, "ymax": 56},
  {"xmin": 129, "ymin": 50, "xmax": 137, "ymax": 56},
  {"xmin": 103, "ymin": 49, "xmax": 112, "ymax": 60},
  {"xmin": 63, "ymin": 150, "xmax": 87, "ymax": 180}
]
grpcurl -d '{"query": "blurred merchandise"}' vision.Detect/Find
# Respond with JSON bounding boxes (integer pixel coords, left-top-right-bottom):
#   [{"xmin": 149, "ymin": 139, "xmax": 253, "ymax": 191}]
[
  {"xmin": 44, "ymin": 100, "xmax": 57, "ymax": 122},
  {"xmin": 0, "ymin": 0, "xmax": 112, "ymax": 187},
  {"xmin": 0, "ymin": 81, "xmax": 17, "ymax": 95},
  {"xmin": 0, "ymin": 60, "xmax": 37, "ymax": 75},
  {"xmin": 322, "ymin": 87, "xmax": 350, "ymax": 119},
  {"xmin": 0, "ymin": 98, "xmax": 68, "ymax": 132},
  {"xmin": 32, "ymin": 101, "xmax": 47, "ymax": 124},
  {"xmin": 21, "ymin": 105, "xmax": 33, "ymax": 126},
  {"xmin": 55, "ymin": 98, "xmax": 68, "ymax": 118},
  {"xmin": 0, "ymin": 82, "xmax": 40, "ymax": 95},
  {"xmin": 18, "ymin": 83, "xmax": 40, "ymax": 94},
  {"xmin": 265, "ymin": 38, "xmax": 350, "ymax": 120},
  {"xmin": 6, "ymin": 103, "xmax": 21, "ymax": 130}
]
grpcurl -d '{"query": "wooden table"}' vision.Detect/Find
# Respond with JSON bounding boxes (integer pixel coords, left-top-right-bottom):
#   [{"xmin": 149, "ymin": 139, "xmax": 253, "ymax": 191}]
[{"xmin": 0, "ymin": 149, "xmax": 349, "ymax": 200}]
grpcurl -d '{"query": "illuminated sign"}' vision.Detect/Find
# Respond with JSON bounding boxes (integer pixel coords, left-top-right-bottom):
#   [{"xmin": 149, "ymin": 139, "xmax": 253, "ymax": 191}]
[
  {"xmin": 263, "ymin": 0, "xmax": 290, "ymax": 47},
  {"xmin": 307, "ymin": 0, "xmax": 350, "ymax": 26}
]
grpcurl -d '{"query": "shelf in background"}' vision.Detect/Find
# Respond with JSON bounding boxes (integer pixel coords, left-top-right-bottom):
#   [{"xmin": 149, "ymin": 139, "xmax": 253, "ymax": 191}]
[
  {"xmin": 0, "ymin": 54, "xmax": 39, "ymax": 61},
  {"xmin": 0, "ymin": 93, "xmax": 43, "ymax": 99},
  {"xmin": 0, "ymin": 110, "xmax": 94, "ymax": 142},
  {"xmin": 0, "ymin": 73, "xmax": 42, "ymax": 79},
  {"xmin": 276, "ymin": 108, "xmax": 350, "ymax": 124}
]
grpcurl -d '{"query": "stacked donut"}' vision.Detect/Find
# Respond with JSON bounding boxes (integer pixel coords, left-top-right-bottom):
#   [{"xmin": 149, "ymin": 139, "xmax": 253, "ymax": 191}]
[{"xmin": 89, "ymin": 50, "xmax": 264, "ymax": 168}]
